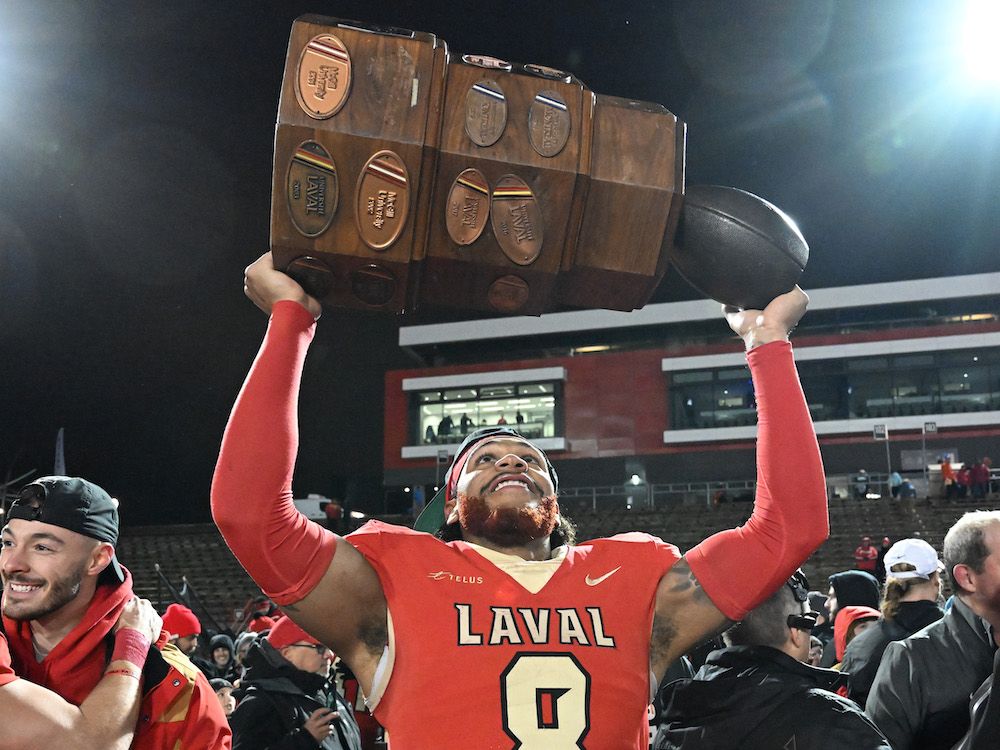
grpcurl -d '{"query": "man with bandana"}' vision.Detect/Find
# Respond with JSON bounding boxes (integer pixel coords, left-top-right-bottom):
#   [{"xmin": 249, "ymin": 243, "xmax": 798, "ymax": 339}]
[{"xmin": 212, "ymin": 252, "xmax": 829, "ymax": 748}]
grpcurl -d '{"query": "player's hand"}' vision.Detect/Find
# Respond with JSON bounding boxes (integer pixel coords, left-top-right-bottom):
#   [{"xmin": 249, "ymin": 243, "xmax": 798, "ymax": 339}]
[
  {"xmin": 303, "ymin": 707, "xmax": 340, "ymax": 742},
  {"xmin": 244, "ymin": 251, "xmax": 322, "ymax": 320},
  {"xmin": 724, "ymin": 286, "xmax": 808, "ymax": 350},
  {"xmin": 113, "ymin": 597, "xmax": 162, "ymax": 644}
]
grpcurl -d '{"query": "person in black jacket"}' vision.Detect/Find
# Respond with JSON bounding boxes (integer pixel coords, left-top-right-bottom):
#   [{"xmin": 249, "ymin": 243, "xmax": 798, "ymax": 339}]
[
  {"xmin": 230, "ymin": 617, "xmax": 362, "ymax": 750},
  {"xmin": 654, "ymin": 570, "xmax": 890, "ymax": 750},
  {"xmin": 820, "ymin": 569, "xmax": 881, "ymax": 666},
  {"xmin": 840, "ymin": 538, "xmax": 944, "ymax": 706}
]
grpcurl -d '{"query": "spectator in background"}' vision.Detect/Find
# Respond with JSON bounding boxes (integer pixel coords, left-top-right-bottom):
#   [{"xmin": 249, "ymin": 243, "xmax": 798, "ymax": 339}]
[
  {"xmin": 230, "ymin": 617, "xmax": 362, "ymax": 750},
  {"xmin": 841, "ymin": 538, "xmax": 945, "ymax": 707},
  {"xmin": 809, "ymin": 591, "xmax": 834, "ymax": 657},
  {"xmin": 0, "ymin": 476, "xmax": 230, "ymax": 748},
  {"xmin": 889, "ymin": 471, "xmax": 903, "ymax": 499},
  {"xmin": 233, "ymin": 631, "xmax": 258, "ymax": 682},
  {"xmin": 515, "ymin": 410, "xmax": 525, "ymax": 425},
  {"xmin": 854, "ymin": 536, "xmax": 879, "ymax": 574},
  {"xmin": 971, "ymin": 460, "xmax": 991, "ymax": 500},
  {"xmin": 866, "ymin": 511, "xmax": 1000, "ymax": 750},
  {"xmin": 853, "ymin": 470, "xmax": 870, "ymax": 499},
  {"xmin": 875, "ymin": 536, "xmax": 892, "ymax": 584},
  {"xmin": 459, "ymin": 412, "xmax": 474, "ymax": 434},
  {"xmin": 832, "ymin": 605, "xmax": 880, "ymax": 666},
  {"xmin": 437, "ymin": 414, "xmax": 453, "ymax": 439},
  {"xmin": 957, "ymin": 464, "xmax": 972, "ymax": 499},
  {"xmin": 822, "ymin": 570, "xmax": 881, "ymax": 666},
  {"xmin": 211, "ymin": 678, "xmax": 237, "ymax": 718},
  {"xmin": 496, "ymin": 413, "xmax": 507, "ymax": 425},
  {"xmin": 197, "ymin": 633, "xmax": 237, "ymax": 682},
  {"xmin": 808, "ymin": 635, "xmax": 825, "ymax": 666},
  {"xmin": 940, "ymin": 456, "xmax": 957, "ymax": 500},
  {"xmin": 162, "ymin": 602, "xmax": 202, "ymax": 656},
  {"xmin": 653, "ymin": 571, "xmax": 890, "ymax": 749}
]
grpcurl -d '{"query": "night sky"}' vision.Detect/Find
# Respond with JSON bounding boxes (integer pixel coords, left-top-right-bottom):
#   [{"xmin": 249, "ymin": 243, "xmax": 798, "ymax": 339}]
[{"xmin": 1, "ymin": 1, "xmax": 997, "ymax": 525}]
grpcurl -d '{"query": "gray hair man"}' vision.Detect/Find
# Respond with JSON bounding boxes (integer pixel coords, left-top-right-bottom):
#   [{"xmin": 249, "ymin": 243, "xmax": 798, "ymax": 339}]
[{"xmin": 866, "ymin": 511, "xmax": 1000, "ymax": 749}]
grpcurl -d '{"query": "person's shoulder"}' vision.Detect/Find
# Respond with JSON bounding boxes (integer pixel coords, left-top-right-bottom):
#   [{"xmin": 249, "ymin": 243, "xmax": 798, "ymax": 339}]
[
  {"xmin": 584, "ymin": 531, "xmax": 670, "ymax": 546},
  {"xmin": 346, "ymin": 519, "xmax": 427, "ymax": 538},
  {"xmin": 578, "ymin": 532, "xmax": 682, "ymax": 562}
]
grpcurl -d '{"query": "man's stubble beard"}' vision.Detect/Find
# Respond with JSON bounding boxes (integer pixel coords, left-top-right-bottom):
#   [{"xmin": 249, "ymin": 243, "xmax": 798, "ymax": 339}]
[
  {"xmin": 458, "ymin": 492, "xmax": 559, "ymax": 547},
  {"xmin": 1, "ymin": 565, "xmax": 85, "ymax": 621}
]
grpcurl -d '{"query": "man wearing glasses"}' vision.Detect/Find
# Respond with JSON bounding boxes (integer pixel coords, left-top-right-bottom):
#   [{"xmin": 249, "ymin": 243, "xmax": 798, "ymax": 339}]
[
  {"xmin": 229, "ymin": 616, "xmax": 362, "ymax": 750},
  {"xmin": 652, "ymin": 571, "xmax": 891, "ymax": 749}
]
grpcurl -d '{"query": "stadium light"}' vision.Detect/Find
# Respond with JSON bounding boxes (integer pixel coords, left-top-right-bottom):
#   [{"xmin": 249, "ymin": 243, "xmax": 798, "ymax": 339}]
[{"xmin": 960, "ymin": 0, "xmax": 1000, "ymax": 87}]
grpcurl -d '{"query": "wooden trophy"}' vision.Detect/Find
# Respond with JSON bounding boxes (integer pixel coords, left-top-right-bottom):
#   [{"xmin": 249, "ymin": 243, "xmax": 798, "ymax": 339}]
[{"xmin": 270, "ymin": 15, "xmax": 685, "ymax": 314}]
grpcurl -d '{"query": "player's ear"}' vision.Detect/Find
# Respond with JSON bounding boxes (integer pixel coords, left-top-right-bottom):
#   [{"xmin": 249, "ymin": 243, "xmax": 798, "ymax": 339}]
[{"xmin": 445, "ymin": 497, "xmax": 459, "ymax": 525}]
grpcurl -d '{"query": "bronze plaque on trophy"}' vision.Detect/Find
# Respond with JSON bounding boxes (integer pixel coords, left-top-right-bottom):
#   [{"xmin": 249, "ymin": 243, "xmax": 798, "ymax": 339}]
[{"xmin": 270, "ymin": 15, "xmax": 685, "ymax": 314}]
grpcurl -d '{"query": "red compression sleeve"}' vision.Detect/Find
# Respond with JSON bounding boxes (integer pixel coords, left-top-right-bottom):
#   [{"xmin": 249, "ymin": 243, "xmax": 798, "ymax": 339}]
[
  {"xmin": 211, "ymin": 301, "xmax": 336, "ymax": 606},
  {"xmin": 686, "ymin": 340, "xmax": 829, "ymax": 621}
]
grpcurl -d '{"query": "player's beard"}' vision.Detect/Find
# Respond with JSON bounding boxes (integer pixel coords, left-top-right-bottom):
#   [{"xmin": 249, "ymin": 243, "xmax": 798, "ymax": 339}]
[{"xmin": 458, "ymin": 492, "xmax": 559, "ymax": 547}]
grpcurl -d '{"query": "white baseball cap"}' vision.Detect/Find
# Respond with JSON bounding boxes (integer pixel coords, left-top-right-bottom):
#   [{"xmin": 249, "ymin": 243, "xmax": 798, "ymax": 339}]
[{"xmin": 884, "ymin": 538, "xmax": 943, "ymax": 580}]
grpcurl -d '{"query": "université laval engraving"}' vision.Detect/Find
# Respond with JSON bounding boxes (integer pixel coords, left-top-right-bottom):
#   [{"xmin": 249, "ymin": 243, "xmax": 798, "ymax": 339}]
[
  {"xmin": 446, "ymin": 169, "xmax": 491, "ymax": 246},
  {"xmin": 491, "ymin": 175, "xmax": 543, "ymax": 266},
  {"xmin": 286, "ymin": 141, "xmax": 338, "ymax": 237}
]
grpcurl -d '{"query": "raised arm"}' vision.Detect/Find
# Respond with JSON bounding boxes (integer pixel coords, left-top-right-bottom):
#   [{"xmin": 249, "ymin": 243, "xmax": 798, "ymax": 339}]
[
  {"xmin": 650, "ymin": 287, "xmax": 829, "ymax": 680},
  {"xmin": 211, "ymin": 252, "xmax": 387, "ymax": 692},
  {"xmin": 0, "ymin": 597, "xmax": 159, "ymax": 750}
]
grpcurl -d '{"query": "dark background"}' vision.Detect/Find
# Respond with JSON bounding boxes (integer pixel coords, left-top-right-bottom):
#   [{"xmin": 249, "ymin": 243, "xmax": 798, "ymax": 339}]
[{"xmin": 1, "ymin": 1, "xmax": 997, "ymax": 524}]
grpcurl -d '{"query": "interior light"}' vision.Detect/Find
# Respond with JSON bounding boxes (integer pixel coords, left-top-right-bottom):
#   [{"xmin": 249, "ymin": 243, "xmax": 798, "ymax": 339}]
[
  {"xmin": 629, "ymin": 474, "xmax": 642, "ymax": 485},
  {"xmin": 573, "ymin": 345, "xmax": 610, "ymax": 354}
]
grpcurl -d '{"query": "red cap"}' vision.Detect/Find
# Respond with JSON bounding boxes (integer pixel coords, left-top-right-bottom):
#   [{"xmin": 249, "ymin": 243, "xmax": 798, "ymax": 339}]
[
  {"xmin": 266, "ymin": 616, "xmax": 320, "ymax": 650},
  {"xmin": 162, "ymin": 603, "xmax": 201, "ymax": 638},
  {"xmin": 246, "ymin": 615, "xmax": 276, "ymax": 633}
]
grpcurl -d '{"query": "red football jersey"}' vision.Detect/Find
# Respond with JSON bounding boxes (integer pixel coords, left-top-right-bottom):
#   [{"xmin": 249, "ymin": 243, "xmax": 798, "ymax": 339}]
[{"xmin": 348, "ymin": 521, "xmax": 680, "ymax": 749}]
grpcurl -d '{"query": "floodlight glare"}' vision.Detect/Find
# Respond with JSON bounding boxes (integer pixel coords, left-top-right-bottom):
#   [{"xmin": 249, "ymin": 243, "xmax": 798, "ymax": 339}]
[{"xmin": 960, "ymin": 0, "xmax": 1000, "ymax": 87}]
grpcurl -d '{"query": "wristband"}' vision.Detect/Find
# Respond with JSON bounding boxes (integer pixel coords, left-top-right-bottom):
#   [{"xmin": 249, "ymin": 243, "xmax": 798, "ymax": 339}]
[
  {"xmin": 104, "ymin": 667, "xmax": 142, "ymax": 680},
  {"xmin": 111, "ymin": 628, "xmax": 151, "ymax": 670}
]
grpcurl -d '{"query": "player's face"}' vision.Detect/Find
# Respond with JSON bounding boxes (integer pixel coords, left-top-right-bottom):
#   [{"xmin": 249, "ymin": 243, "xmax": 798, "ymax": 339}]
[
  {"xmin": 454, "ymin": 438, "xmax": 558, "ymax": 546},
  {"xmin": 0, "ymin": 520, "xmax": 93, "ymax": 622},
  {"xmin": 456, "ymin": 438, "xmax": 554, "ymax": 505}
]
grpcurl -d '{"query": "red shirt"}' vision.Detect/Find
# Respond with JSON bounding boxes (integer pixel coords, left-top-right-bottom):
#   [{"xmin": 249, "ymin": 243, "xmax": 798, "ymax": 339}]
[
  {"xmin": 854, "ymin": 544, "xmax": 879, "ymax": 571},
  {"xmin": 349, "ymin": 522, "xmax": 680, "ymax": 749},
  {"xmin": 0, "ymin": 633, "xmax": 17, "ymax": 689}
]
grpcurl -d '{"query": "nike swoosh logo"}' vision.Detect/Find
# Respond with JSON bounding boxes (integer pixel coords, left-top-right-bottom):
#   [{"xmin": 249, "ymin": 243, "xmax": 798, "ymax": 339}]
[{"xmin": 585, "ymin": 566, "xmax": 622, "ymax": 586}]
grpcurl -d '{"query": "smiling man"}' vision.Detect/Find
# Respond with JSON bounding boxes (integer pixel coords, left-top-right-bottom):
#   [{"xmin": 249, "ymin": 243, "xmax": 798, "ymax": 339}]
[
  {"xmin": 212, "ymin": 252, "xmax": 829, "ymax": 748},
  {"xmin": 0, "ymin": 476, "xmax": 231, "ymax": 749}
]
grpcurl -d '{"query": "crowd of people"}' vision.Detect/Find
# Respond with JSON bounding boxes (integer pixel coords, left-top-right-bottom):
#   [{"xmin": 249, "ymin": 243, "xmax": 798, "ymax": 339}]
[{"xmin": 1, "ymin": 259, "xmax": 998, "ymax": 750}]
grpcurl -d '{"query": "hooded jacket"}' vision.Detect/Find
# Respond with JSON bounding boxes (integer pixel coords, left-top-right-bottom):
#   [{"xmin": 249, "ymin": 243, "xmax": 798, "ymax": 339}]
[
  {"xmin": 194, "ymin": 633, "xmax": 238, "ymax": 681},
  {"xmin": 653, "ymin": 645, "xmax": 890, "ymax": 750},
  {"xmin": 821, "ymin": 571, "xmax": 881, "ymax": 666},
  {"xmin": 833, "ymin": 605, "xmax": 881, "ymax": 663},
  {"xmin": 230, "ymin": 640, "xmax": 362, "ymax": 750},
  {"xmin": 1, "ymin": 568, "xmax": 231, "ymax": 749},
  {"xmin": 840, "ymin": 599, "xmax": 944, "ymax": 705}
]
